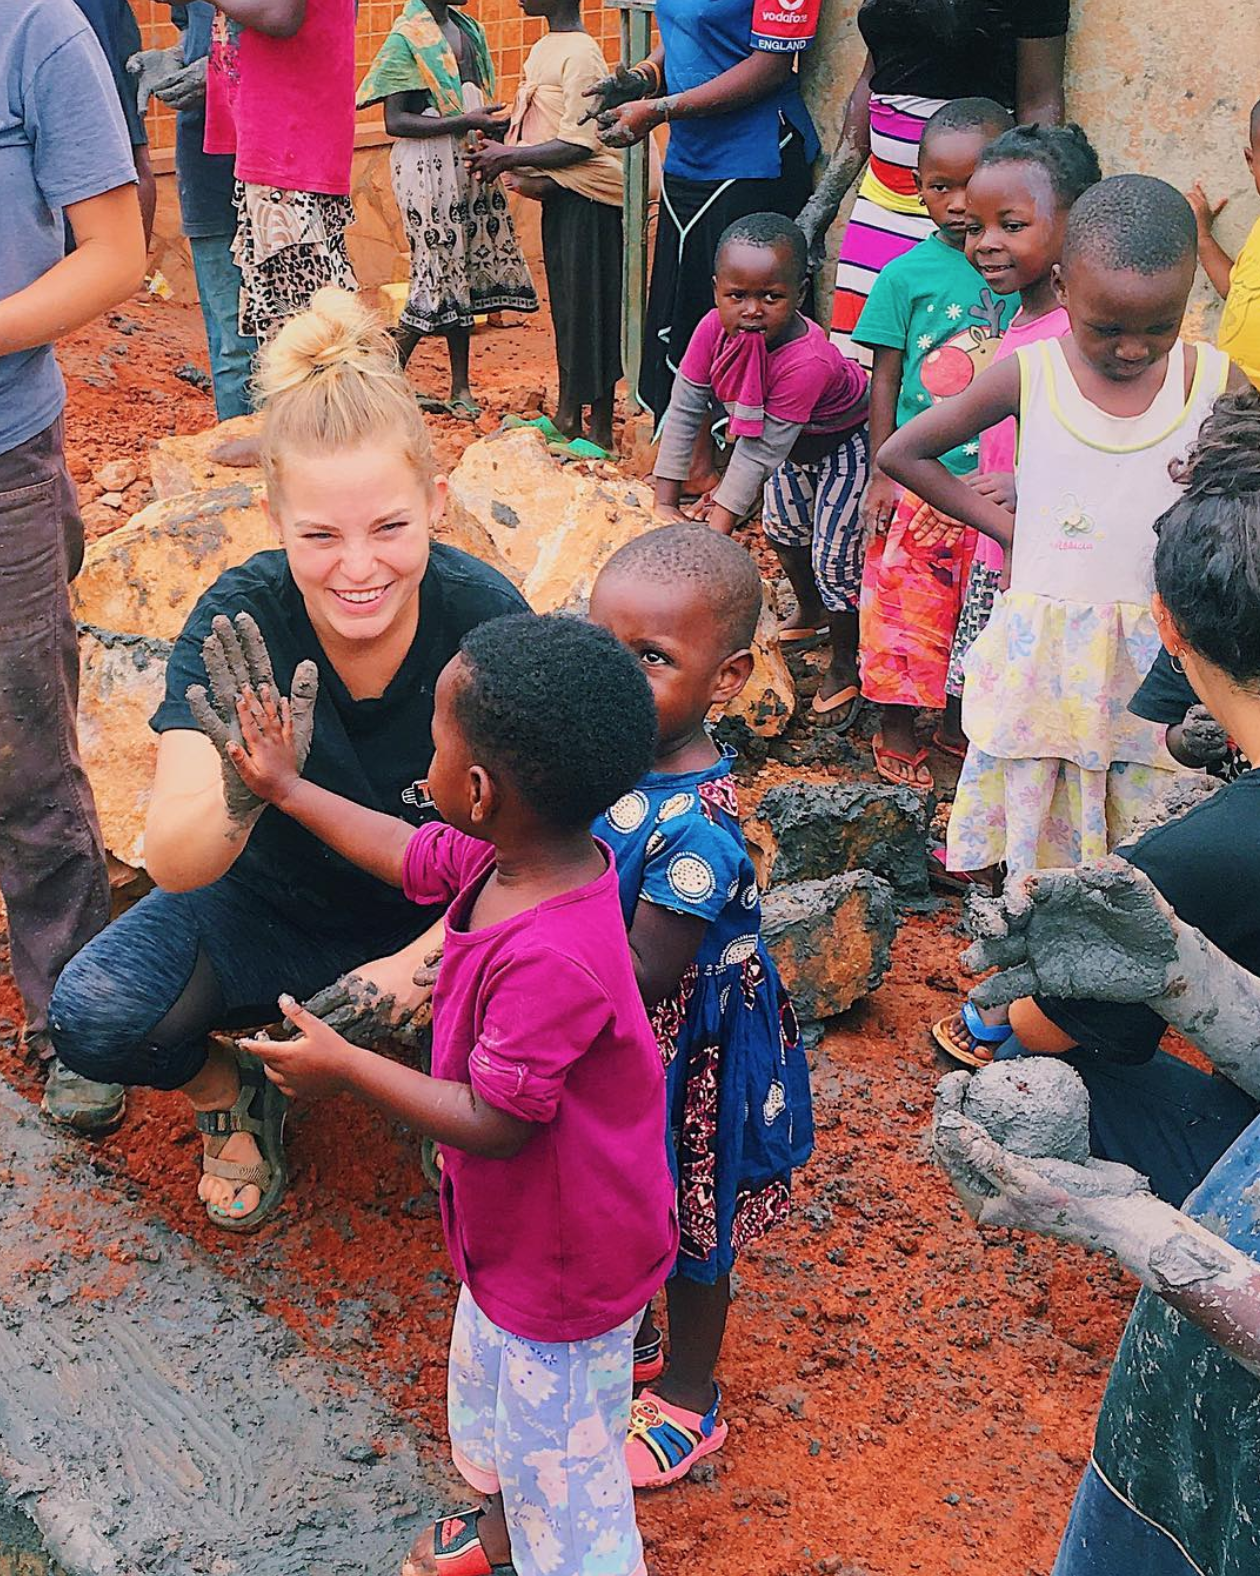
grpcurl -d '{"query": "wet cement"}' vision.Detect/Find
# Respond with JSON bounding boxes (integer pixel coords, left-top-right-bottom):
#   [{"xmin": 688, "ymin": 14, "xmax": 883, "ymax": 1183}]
[
  {"xmin": 0, "ymin": 1081, "xmax": 450, "ymax": 1576},
  {"xmin": 962, "ymin": 1059, "xmax": 1092, "ymax": 1164}
]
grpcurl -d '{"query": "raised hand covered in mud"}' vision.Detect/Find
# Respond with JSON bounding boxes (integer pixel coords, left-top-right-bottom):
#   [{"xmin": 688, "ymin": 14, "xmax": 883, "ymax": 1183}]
[
  {"xmin": 961, "ymin": 858, "xmax": 1180, "ymax": 1010},
  {"xmin": 185, "ymin": 612, "xmax": 318, "ymax": 826},
  {"xmin": 1178, "ymin": 703, "xmax": 1233, "ymax": 770},
  {"xmin": 297, "ymin": 952, "xmax": 439, "ymax": 1054}
]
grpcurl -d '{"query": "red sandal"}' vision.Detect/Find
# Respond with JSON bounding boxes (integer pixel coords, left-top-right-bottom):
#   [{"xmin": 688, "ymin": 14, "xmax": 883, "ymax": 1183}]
[{"xmin": 402, "ymin": 1508, "xmax": 516, "ymax": 1576}]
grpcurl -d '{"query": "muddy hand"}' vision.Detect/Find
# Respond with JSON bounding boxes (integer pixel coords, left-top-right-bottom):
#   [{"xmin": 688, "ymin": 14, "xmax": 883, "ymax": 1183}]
[
  {"xmin": 963, "ymin": 859, "xmax": 1178, "ymax": 1010},
  {"xmin": 187, "ymin": 613, "xmax": 317, "ymax": 827},
  {"xmin": 932, "ymin": 1072, "xmax": 1148, "ymax": 1239},
  {"xmin": 245, "ymin": 996, "xmax": 359, "ymax": 1100},
  {"xmin": 299, "ymin": 972, "xmax": 432, "ymax": 1053},
  {"xmin": 579, "ymin": 63, "xmax": 651, "ymax": 124},
  {"xmin": 1180, "ymin": 704, "xmax": 1231, "ymax": 769}
]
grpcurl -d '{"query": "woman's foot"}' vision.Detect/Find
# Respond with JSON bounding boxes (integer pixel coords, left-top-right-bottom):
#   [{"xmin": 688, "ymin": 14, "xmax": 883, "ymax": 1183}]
[{"xmin": 185, "ymin": 1042, "xmax": 285, "ymax": 1228}]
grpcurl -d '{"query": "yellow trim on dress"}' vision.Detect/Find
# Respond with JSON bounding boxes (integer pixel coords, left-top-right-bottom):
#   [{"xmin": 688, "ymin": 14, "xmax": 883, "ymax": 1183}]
[
  {"xmin": 857, "ymin": 165, "xmax": 927, "ymax": 217},
  {"xmin": 1037, "ymin": 339, "xmax": 1227, "ymax": 456}
]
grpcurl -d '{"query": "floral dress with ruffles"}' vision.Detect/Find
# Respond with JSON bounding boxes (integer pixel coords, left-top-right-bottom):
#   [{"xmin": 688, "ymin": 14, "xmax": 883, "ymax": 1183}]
[{"xmin": 594, "ymin": 754, "xmax": 813, "ymax": 1282}]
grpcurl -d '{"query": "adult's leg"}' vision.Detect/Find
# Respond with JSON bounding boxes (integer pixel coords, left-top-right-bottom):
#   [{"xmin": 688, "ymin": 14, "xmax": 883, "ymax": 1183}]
[
  {"xmin": 1064, "ymin": 1047, "xmax": 1259, "ymax": 1206},
  {"xmin": 0, "ymin": 421, "xmax": 112, "ymax": 1059},
  {"xmin": 188, "ymin": 232, "xmax": 258, "ymax": 422},
  {"xmin": 1051, "ymin": 1460, "xmax": 1199, "ymax": 1576}
]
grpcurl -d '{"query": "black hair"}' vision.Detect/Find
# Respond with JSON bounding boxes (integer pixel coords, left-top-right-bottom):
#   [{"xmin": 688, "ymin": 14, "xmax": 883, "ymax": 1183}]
[
  {"xmin": 1251, "ymin": 98, "xmax": 1260, "ymax": 144},
  {"xmin": 976, "ymin": 122, "xmax": 1102, "ymax": 209},
  {"xmin": 598, "ymin": 523, "xmax": 764, "ymax": 653},
  {"xmin": 1062, "ymin": 174, "xmax": 1197, "ymax": 275},
  {"xmin": 715, "ymin": 212, "xmax": 808, "ymax": 293},
  {"xmin": 1154, "ymin": 391, "xmax": 1260, "ymax": 688},
  {"xmin": 454, "ymin": 612, "xmax": 657, "ymax": 828},
  {"xmin": 921, "ymin": 96, "xmax": 1013, "ymax": 150}
]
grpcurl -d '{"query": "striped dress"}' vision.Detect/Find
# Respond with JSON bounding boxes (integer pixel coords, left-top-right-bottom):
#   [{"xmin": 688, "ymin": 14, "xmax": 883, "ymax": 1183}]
[{"xmin": 829, "ymin": 94, "xmax": 942, "ymax": 367}]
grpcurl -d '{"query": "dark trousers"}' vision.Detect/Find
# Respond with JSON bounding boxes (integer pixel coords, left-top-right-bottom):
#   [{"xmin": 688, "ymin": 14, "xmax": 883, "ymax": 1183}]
[{"xmin": 0, "ymin": 420, "xmax": 110, "ymax": 1036}]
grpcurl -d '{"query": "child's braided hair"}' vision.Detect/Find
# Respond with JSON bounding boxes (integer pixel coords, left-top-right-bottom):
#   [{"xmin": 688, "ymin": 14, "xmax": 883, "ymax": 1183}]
[
  {"xmin": 977, "ymin": 122, "xmax": 1102, "ymax": 209},
  {"xmin": 1155, "ymin": 390, "xmax": 1260, "ymax": 685}
]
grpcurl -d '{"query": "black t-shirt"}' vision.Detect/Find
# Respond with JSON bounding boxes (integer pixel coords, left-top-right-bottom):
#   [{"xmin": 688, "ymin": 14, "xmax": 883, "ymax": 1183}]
[
  {"xmin": 1036, "ymin": 770, "xmax": 1260, "ymax": 1063},
  {"xmin": 151, "ymin": 545, "xmax": 527, "ymax": 938},
  {"xmin": 859, "ymin": 0, "xmax": 1070, "ymax": 107}
]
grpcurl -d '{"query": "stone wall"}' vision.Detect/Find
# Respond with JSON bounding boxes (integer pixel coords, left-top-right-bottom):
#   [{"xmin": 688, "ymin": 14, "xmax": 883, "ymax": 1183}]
[{"xmin": 800, "ymin": 0, "xmax": 1260, "ymax": 334}]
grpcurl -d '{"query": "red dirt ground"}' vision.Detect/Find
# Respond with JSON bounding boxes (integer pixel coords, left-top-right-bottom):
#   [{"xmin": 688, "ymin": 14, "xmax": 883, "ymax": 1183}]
[{"xmin": 10, "ymin": 291, "xmax": 1138, "ymax": 1576}]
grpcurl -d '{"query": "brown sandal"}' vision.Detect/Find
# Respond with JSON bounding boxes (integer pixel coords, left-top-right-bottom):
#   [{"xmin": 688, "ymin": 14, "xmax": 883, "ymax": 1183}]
[{"xmin": 196, "ymin": 1050, "xmax": 289, "ymax": 1234}]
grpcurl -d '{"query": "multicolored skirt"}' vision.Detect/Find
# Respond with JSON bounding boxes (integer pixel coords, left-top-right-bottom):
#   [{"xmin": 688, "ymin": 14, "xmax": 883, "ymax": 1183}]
[
  {"xmin": 829, "ymin": 94, "xmax": 943, "ymax": 366},
  {"xmin": 232, "ymin": 184, "xmax": 358, "ymax": 343}
]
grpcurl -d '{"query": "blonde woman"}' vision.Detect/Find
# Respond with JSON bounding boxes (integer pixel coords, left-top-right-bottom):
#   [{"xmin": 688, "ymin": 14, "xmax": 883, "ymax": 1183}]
[{"xmin": 48, "ymin": 290, "xmax": 526, "ymax": 1231}]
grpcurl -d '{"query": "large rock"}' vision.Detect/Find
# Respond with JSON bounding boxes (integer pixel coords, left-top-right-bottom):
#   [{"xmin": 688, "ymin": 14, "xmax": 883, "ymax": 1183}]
[
  {"xmin": 77, "ymin": 628, "xmax": 170, "ymax": 869},
  {"xmin": 149, "ymin": 414, "xmax": 263, "ymax": 499},
  {"xmin": 72, "ymin": 484, "xmax": 272, "ymax": 641},
  {"xmin": 746, "ymin": 780, "xmax": 929, "ymax": 901},
  {"xmin": 446, "ymin": 425, "xmax": 656, "ymax": 611},
  {"xmin": 724, "ymin": 603, "xmax": 795, "ymax": 743},
  {"xmin": 762, "ymin": 871, "xmax": 897, "ymax": 1022}
]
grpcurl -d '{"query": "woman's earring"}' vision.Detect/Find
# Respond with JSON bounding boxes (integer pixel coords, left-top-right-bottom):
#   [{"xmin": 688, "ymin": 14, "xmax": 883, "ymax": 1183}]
[{"xmin": 1170, "ymin": 652, "xmax": 1186, "ymax": 675}]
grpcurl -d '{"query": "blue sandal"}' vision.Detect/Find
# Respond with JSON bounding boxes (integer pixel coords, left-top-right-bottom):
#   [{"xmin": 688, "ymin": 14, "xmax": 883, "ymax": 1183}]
[{"xmin": 932, "ymin": 999, "xmax": 1013, "ymax": 1068}]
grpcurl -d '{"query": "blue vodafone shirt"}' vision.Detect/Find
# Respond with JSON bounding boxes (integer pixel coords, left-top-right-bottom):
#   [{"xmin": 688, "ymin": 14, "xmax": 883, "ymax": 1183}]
[
  {"xmin": 657, "ymin": 0, "xmax": 821, "ymax": 182},
  {"xmin": 0, "ymin": 0, "xmax": 136, "ymax": 456}
]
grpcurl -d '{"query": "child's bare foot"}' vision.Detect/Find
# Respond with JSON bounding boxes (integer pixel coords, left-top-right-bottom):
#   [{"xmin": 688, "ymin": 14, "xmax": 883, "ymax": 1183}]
[{"xmin": 210, "ymin": 435, "xmax": 261, "ymax": 468}]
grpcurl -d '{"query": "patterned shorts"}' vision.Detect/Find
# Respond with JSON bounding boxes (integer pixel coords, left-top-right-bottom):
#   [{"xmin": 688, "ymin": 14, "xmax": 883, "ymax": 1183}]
[
  {"xmin": 232, "ymin": 182, "xmax": 358, "ymax": 342},
  {"xmin": 762, "ymin": 428, "xmax": 869, "ymax": 614},
  {"xmin": 946, "ymin": 558, "xmax": 1002, "ymax": 698},
  {"xmin": 447, "ymin": 1288, "xmax": 646, "ymax": 1576}
]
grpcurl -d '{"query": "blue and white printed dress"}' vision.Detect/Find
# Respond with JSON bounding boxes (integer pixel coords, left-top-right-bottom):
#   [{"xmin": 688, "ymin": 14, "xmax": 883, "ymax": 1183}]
[{"xmin": 594, "ymin": 754, "xmax": 813, "ymax": 1282}]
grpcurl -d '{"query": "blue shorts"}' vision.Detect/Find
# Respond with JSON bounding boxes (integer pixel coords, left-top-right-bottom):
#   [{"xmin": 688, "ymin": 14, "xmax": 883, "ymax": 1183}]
[
  {"xmin": 762, "ymin": 428, "xmax": 869, "ymax": 614},
  {"xmin": 447, "ymin": 1288, "xmax": 645, "ymax": 1576}
]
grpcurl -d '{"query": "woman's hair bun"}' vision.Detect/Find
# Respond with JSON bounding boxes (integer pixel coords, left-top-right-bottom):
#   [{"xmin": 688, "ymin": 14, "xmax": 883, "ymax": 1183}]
[{"xmin": 254, "ymin": 287, "xmax": 400, "ymax": 405}]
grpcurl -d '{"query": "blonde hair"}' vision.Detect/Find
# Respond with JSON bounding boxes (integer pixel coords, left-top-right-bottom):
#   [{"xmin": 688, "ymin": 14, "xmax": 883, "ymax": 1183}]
[{"xmin": 254, "ymin": 288, "xmax": 435, "ymax": 497}]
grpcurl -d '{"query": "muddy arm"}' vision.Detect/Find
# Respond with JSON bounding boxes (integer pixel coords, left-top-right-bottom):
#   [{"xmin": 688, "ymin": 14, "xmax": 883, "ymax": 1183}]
[
  {"xmin": 933, "ymin": 1073, "xmax": 1260, "ymax": 1377},
  {"xmin": 966, "ymin": 859, "xmax": 1260, "ymax": 1102},
  {"xmin": 795, "ymin": 53, "xmax": 873, "ymax": 270}
]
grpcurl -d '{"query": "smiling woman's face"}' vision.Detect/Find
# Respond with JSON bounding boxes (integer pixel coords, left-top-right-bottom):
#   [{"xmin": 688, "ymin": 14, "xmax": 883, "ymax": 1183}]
[{"xmin": 271, "ymin": 441, "xmax": 444, "ymax": 650}]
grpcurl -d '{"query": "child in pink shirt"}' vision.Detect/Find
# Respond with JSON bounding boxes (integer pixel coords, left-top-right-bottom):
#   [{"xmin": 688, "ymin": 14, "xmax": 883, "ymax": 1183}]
[
  {"xmin": 654, "ymin": 213, "xmax": 869, "ymax": 726},
  {"xmin": 944, "ymin": 124, "xmax": 1102, "ymax": 708},
  {"xmin": 235, "ymin": 612, "xmax": 677, "ymax": 1576},
  {"xmin": 207, "ymin": 0, "xmax": 357, "ymax": 340}
]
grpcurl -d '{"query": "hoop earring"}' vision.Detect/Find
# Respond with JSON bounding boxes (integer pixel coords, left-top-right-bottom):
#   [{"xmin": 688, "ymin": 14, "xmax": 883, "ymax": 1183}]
[{"xmin": 1170, "ymin": 653, "xmax": 1186, "ymax": 675}]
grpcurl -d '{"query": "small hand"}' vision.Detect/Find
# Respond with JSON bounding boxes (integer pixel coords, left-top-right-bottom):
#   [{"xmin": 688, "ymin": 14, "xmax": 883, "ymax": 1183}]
[
  {"xmin": 579, "ymin": 63, "xmax": 652, "ymax": 124},
  {"xmin": 126, "ymin": 43, "xmax": 185, "ymax": 115},
  {"xmin": 1178, "ymin": 704, "xmax": 1231, "ymax": 769},
  {"xmin": 932, "ymin": 1071, "xmax": 1149, "ymax": 1241},
  {"xmin": 596, "ymin": 99, "xmax": 664, "ymax": 149},
  {"xmin": 966, "ymin": 470, "xmax": 1016, "ymax": 513},
  {"xmin": 155, "ymin": 55, "xmax": 208, "ymax": 114},
  {"xmin": 226, "ymin": 683, "xmax": 301, "ymax": 807},
  {"xmin": 795, "ymin": 196, "xmax": 827, "ymax": 276},
  {"xmin": 462, "ymin": 104, "xmax": 510, "ymax": 137},
  {"xmin": 185, "ymin": 612, "xmax": 319, "ymax": 828},
  {"xmin": 904, "ymin": 495, "xmax": 965, "ymax": 550},
  {"xmin": 961, "ymin": 857, "xmax": 1179, "ymax": 1010},
  {"xmin": 243, "ymin": 995, "xmax": 361, "ymax": 1100},
  {"xmin": 466, "ymin": 137, "xmax": 517, "ymax": 183},
  {"xmin": 1187, "ymin": 181, "xmax": 1227, "ymax": 237},
  {"xmin": 859, "ymin": 472, "xmax": 899, "ymax": 540}
]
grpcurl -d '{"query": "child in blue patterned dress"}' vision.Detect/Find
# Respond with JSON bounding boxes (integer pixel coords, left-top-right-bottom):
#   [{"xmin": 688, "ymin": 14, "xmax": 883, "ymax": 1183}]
[{"xmin": 589, "ymin": 523, "xmax": 814, "ymax": 1490}]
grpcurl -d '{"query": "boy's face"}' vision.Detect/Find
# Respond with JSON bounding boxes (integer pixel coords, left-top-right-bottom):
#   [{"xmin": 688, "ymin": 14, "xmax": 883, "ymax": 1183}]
[
  {"xmin": 964, "ymin": 161, "xmax": 1063, "ymax": 295},
  {"xmin": 1054, "ymin": 254, "xmax": 1193, "ymax": 382},
  {"xmin": 916, "ymin": 129, "xmax": 993, "ymax": 247},
  {"xmin": 589, "ymin": 570, "xmax": 737, "ymax": 753},
  {"xmin": 712, "ymin": 241, "xmax": 804, "ymax": 348}
]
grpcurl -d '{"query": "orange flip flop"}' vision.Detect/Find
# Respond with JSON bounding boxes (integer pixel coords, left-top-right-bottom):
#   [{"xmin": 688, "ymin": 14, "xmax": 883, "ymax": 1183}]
[
  {"xmin": 811, "ymin": 683, "xmax": 862, "ymax": 732},
  {"xmin": 873, "ymin": 735, "xmax": 933, "ymax": 791}
]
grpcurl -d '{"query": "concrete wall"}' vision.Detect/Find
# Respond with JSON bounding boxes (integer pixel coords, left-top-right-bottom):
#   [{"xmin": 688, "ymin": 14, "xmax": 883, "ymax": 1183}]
[{"xmin": 800, "ymin": 0, "xmax": 1260, "ymax": 334}]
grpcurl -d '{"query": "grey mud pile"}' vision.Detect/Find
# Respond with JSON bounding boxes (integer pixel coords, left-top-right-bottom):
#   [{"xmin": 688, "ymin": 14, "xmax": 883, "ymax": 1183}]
[{"xmin": 0, "ymin": 1082, "xmax": 448, "ymax": 1576}]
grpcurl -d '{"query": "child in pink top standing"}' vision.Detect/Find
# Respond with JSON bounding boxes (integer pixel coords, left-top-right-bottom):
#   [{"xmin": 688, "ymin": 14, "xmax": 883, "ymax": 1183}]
[
  {"xmin": 654, "ymin": 214, "xmax": 869, "ymax": 727},
  {"xmin": 207, "ymin": 0, "xmax": 358, "ymax": 341},
  {"xmin": 232, "ymin": 613, "xmax": 677, "ymax": 1576},
  {"xmin": 943, "ymin": 124, "xmax": 1102, "ymax": 714}
]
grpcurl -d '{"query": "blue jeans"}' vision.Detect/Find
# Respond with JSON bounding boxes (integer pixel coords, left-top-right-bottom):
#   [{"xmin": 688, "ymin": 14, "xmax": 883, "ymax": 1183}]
[
  {"xmin": 1052, "ymin": 1461, "xmax": 1197, "ymax": 1576},
  {"xmin": 189, "ymin": 232, "xmax": 257, "ymax": 421},
  {"xmin": 997, "ymin": 1037, "xmax": 1259, "ymax": 1206},
  {"xmin": 49, "ymin": 875, "xmax": 424, "ymax": 1091}
]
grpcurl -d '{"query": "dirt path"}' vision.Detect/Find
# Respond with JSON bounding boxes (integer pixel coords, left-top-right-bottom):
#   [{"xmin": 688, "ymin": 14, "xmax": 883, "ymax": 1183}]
[{"xmin": 10, "ymin": 294, "xmax": 1140, "ymax": 1576}]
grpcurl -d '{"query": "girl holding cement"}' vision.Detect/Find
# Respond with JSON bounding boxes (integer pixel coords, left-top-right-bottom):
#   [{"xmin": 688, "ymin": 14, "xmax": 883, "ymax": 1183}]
[
  {"xmin": 48, "ymin": 289, "xmax": 526, "ymax": 1231},
  {"xmin": 358, "ymin": 0, "xmax": 537, "ymax": 419}
]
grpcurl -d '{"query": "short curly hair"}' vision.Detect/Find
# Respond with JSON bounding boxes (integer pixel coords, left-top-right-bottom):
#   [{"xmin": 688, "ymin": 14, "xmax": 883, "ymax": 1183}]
[
  {"xmin": 1154, "ymin": 391, "xmax": 1260, "ymax": 690},
  {"xmin": 715, "ymin": 212, "xmax": 809, "ymax": 293},
  {"xmin": 1062, "ymin": 174, "xmax": 1196, "ymax": 276},
  {"xmin": 598, "ymin": 524, "xmax": 764, "ymax": 652},
  {"xmin": 454, "ymin": 613, "xmax": 657, "ymax": 828}
]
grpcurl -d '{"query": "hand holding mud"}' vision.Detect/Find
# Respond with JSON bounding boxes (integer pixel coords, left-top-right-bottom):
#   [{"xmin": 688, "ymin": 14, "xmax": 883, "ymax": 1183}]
[
  {"xmin": 245, "ymin": 996, "xmax": 360, "ymax": 1101},
  {"xmin": 186, "ymin": 613, "xmax": 318, "ymax": 828},
  {"xmin": 298, "ymin": 967, "xmax": 435, "ymax": 1054},
  {"xmin": 1178, "ymin": 704, "xmax": 1231, "ymax": 769}
]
